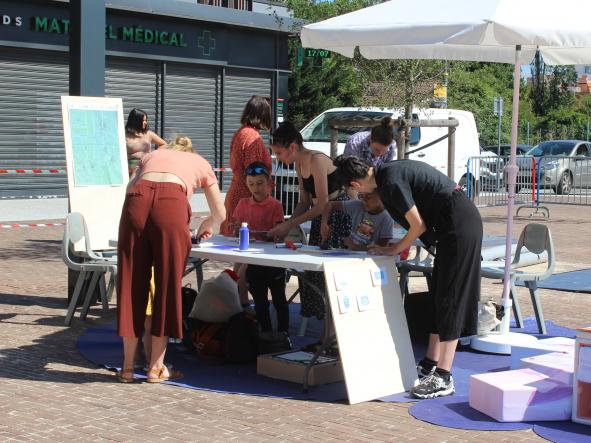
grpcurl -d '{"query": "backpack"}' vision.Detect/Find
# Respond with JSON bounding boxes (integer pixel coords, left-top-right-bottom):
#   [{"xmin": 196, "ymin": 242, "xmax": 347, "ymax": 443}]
[
  {"xmin": 189, "ymin": 270, "xmax": 242, "ymax": 323},
  {"xmin": 191, "ymin": 321, "xmax": 227, "ymax": 357},
  {"xmin": 223, "ymin": 312, "xmax": 258, "ymax": 363}
]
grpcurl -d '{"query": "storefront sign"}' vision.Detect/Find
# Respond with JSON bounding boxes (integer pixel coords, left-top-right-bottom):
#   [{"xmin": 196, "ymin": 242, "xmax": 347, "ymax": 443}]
[
  {"xmin": 2, "ymin": 14, "xmax": 22, "ymax": 26},
  {"xmin": 33, "ymin": 16, "xmax": 188, "ymax": 47},
  {"xmin": 0, "ymin": 0, "xmax": 288, "ymax": 71}
]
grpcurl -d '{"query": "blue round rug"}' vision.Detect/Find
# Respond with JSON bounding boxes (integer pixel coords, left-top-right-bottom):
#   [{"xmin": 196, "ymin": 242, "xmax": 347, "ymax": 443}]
[
  {"xmin": 409, "ymin": 395, "xmax": 532, "ymax": 431},
  {"xmin": 533, "ymin": 421, "xmax": 591, "ymax": 442}
]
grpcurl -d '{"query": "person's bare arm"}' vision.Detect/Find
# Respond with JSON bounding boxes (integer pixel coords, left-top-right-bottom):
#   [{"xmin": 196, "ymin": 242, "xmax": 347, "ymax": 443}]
[
  {"xmin": 269, "ymin": 156, "xmax": 332, "ymax": 238},
  {"xmin": 197, "ymin": 183, "xmax": 226, "ymax": 241},
  {"xmin": 149, "ymin": 131, "xmax": 167, "ymax": 149},
  {"xmin": 367, "ymin": 206, "xmax": 426, "ymax": 255}
]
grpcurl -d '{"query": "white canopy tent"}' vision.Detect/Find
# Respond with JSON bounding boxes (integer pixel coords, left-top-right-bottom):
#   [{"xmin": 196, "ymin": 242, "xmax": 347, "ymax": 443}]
[{"xmin": 301, "ymin": 0, "xmax": 591, "ymax": 352}]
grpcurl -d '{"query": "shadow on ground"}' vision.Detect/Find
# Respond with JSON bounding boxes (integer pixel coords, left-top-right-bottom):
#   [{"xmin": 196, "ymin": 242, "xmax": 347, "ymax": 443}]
[{"xmin": 0, "ymin": 291, "xmax": 116, "ymax": 384}]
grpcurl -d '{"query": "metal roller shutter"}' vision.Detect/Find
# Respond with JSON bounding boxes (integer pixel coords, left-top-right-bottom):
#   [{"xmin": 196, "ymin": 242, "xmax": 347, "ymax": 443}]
[
  {"xmin": 222, "ymin": 69, "xmax": 272, "ymax": 190},
  {"xmin": 163, "ymin": 63, "xmax": 220, "ymax": 175},
  {"xmin": 0, "ymin": 48, "xmax": 69, "ymax": 198},
  {"xmin": 105, "ymin": 58, "xmax": 161, "ymax": 136}
]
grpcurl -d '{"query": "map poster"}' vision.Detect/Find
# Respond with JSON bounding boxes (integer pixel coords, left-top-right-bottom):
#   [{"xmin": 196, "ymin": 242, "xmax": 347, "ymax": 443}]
[
  {"xmin": 68, "ymin": 105, "xmax": 123, "ymax": 186},
  {"xmin": 61, "ymin": 96, "xmax": 128, "ymax": 251}
]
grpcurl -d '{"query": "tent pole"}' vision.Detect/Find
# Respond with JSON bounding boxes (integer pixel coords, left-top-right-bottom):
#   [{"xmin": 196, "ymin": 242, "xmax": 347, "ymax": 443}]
[{"xmin": 500, "ymin": 44, "xmax": 522, "ymax": 334}]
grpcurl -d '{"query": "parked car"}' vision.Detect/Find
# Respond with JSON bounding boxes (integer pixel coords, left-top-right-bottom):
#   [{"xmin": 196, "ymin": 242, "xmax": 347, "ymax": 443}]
[
  {"xmin": 483, "ymin": 144, "xmax": 532, "ymax": 156},
  {"xmin": 479, "ymin": 148, "xmax": 505, "ymax": 191},
  {"xmin": 510, "ymin": 140, "xmax": 591, "ymax": 194}
]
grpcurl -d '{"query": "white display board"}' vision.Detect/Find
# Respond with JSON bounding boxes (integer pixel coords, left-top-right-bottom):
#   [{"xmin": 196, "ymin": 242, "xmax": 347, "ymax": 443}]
[
  {"xmin": 323, "ymin": 257, "xmax": 418, "ymax": 404},
  {"xmin": 61, "ymin": 96, "xmax": 128, "ymax": 250}
]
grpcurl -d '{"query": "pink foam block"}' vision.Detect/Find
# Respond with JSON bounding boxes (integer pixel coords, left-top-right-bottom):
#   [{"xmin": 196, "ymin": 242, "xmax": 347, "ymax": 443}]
[
  {"xmin": 511, "ymin": 337, "xmax": 575, "ymax": 369},
  {"xmin": 521, "ymin": 352, "xmax": 575, "ymax": 385},
  {"xmin": 469, "ymin": 368, "xmax": 572, "ymax": 422}
]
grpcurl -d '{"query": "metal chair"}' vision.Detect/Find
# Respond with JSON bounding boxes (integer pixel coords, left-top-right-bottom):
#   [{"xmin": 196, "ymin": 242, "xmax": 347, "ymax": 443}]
[
  {"xmin": 397, "ymin": 245, "xmax": 434, "ymax": 303},
  {"xmin": 61, "ymin": 212, "xmax": 117, "ymax": 325},
  {"xmin": 481, "ymin": 223, "xmax": 555, "ymax": 335}
]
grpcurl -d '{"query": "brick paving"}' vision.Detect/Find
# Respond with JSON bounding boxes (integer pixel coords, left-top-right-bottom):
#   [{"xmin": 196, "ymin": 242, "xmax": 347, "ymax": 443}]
[{"xmin": 1, "ymin": 204, "xmax": 590, "ymax": 442}]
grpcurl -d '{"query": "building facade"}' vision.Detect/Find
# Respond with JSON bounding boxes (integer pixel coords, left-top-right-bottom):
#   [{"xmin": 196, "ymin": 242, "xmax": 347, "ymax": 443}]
[{"xmin": 0, "ymin": 0, "xmax": 293, "ymax": 197}]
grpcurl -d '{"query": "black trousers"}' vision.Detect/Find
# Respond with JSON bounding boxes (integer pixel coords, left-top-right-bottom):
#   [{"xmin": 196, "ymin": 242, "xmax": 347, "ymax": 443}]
[
  {"xmin": 245, "ymin": 265, "xmax": 288, "ymax": 332},
  {"xmin": 428, "ymin": 190, "xmax": 483, "ymax": 341}
]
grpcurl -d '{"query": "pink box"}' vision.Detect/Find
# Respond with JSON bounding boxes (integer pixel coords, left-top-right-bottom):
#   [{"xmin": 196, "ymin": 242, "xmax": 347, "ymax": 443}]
[
  {"xmin": 469, "ymin": 368, "xmax": 572, "ymax": 422},
  {"xmin": 511, "ymin": 337, "xmax": 575, "ymax": 369},
  {"xmin": 521, "ymin": 352, "xmax": 575, "ymax": 385}
]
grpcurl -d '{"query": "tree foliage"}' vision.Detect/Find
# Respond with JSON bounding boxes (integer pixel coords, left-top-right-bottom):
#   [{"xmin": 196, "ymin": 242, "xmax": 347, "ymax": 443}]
[{"xmin": 279, "ymin": 2, "xmax": 590, "ymax": 144}]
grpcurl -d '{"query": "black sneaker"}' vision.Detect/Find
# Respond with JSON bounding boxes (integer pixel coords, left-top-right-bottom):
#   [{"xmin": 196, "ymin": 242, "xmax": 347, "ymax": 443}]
[
  {"xmin": 417, "ymin": 362, "xmax": 436, "ymax": 380},
  {"xmin": 410, "ymin": 373, "xmax": 455, "ymax": 399}
]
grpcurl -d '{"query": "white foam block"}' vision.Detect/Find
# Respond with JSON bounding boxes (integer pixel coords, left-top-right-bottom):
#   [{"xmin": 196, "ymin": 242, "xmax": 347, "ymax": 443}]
[
  {"xmin": 469, "ymin": 368, "xmax": 572, "ymax": 422},
  {"xmin": 511, "ymin": 337, "xmax": 575, "ymax": 369},
  {"xmin": 521, "ymin": 352, "xmax": 575, "ymax": 385}
]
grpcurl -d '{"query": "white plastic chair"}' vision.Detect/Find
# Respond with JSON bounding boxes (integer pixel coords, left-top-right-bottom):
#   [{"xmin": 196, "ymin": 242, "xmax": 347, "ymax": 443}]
[
  {"xmin": 481, "ymin": 223, "xmax": 555, "ymax": 335},
  {"xmin": 61, "ymin": 212, "xmax": 117, "ymax": 325}
]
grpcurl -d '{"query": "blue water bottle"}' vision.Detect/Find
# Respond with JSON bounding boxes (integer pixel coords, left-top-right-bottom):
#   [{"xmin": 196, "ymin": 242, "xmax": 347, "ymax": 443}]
[{"xmin": 239, "ymin": 222, "xmax": 249, "ymax": 251}]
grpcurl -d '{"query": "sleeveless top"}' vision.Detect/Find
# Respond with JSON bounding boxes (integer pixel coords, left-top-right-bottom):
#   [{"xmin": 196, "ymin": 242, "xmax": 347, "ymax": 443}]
[{"xmin": 301, "ymin": 169, "xmax": 341, "ymax": 198}]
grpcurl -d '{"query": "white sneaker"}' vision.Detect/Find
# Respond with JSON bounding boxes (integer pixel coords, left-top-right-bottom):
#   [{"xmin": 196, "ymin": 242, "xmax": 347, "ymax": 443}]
[{"xmin": 411, "ymin": 373, "xmax": 455, "ymax": 399}]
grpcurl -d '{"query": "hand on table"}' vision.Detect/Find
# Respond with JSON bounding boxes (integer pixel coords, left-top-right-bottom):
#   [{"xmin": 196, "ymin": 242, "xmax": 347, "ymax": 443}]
[
  {"xmin": 196, "ymin": 217, "xmax": 215, "ymax": 241},
  {"xmin": 268, "ymin": 222, "xmax": 290, "ymax": 241},
  {"xmin": 367, "ymin": 243, "xmax": 398, "ymax": 256}
]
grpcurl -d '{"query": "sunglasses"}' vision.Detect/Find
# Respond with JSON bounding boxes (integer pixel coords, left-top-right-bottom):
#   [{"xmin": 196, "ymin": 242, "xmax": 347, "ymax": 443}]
[{"xmin": 245, "ymin": 166, "xmax": 269, "ymax": 176}]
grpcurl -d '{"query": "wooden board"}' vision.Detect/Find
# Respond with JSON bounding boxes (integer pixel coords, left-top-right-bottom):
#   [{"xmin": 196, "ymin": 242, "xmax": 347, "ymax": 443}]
[
  {"xmin": 61, "ymin": 96, "xmax": 128, "ymax": 250},
  {"xmin": 323, "ymin": 257, "xmax": 418, "ymax": 404}
]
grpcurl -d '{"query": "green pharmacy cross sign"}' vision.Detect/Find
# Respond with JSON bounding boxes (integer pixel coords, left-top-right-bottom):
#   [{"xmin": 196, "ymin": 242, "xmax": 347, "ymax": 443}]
[{"xmin": 198, "ymin": 30, "xmax": 216, "ymax": 57}]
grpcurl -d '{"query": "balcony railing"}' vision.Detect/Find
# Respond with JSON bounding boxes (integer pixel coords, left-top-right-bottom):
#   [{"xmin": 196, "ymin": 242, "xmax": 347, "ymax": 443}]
[{"xmin": 197, "ymin": 0, "xmax": 253, "ymax": 11}]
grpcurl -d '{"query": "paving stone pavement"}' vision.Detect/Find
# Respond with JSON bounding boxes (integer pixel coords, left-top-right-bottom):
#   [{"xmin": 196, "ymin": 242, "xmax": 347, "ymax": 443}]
[{"xmin": 1, "ymin": 204, "xmax": 590, "ymax": 442}]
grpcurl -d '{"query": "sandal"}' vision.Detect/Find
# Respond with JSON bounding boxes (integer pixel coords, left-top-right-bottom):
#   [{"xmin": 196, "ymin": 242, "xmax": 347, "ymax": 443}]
[
  {"xmin": 145, "ymin": 366, "xmax": 184, "ymax": 383},
  {"xmin": 116, "ymin": 368, "xmax": 136, "ymax": 383}
]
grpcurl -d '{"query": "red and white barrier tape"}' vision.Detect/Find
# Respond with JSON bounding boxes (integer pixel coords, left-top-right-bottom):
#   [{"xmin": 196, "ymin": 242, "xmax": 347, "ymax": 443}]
[
  {"xmin": 1, "ymin": 223, "xmax": 63, "ymax": 229},
  {"xmin": 0, "ymin": 168, "xmax": 230, "ymax": 173},
  {"xmin": 0, "ymin": 169, "xmax": 65, "ymax": 174}
]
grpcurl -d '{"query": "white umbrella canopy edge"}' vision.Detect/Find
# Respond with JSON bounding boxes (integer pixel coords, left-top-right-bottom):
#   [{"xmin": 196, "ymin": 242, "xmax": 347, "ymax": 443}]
[
  {"xmin": 299, "ymin": 0, "xmax": 591, "ymax": 344},
  {"xmin": 301, "ymin": 0, "xmax": 591, "ymax": 64}
]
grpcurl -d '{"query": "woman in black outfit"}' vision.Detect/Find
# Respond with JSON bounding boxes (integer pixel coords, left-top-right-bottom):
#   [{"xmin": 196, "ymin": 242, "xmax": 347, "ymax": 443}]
[{"xmin": 332, "ymin": 155, "xmax": 482, "ymax": 399}]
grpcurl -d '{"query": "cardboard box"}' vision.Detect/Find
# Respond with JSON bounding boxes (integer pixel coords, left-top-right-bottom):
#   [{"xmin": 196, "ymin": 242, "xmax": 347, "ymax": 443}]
[
  {"xmin": 511, "ymin": 337, "xmax": 575, "ymax": 369},
  {"xmin": 521, "ymin": 352, "xmax": 574, "ymax": 385},
  {"xmin": 469, "ymin": 368, "xmax": 572, "ymax": 422},
  {"xmin": 573, "ymin": 326, "xmax": 591, "ymax": 425},
  {"xmin": 257, "ymin": 351, "xmax": 344, "ymax": 386}
]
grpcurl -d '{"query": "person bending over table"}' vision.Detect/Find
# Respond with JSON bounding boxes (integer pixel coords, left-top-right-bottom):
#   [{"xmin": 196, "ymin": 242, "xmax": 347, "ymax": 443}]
[
  {"xmin": 331, "ymin": 155, "xmax": 482, "ymax": 399},
  {"xmin": 267, "ymin": 122, "xmax": 351, "ymax": 322},
  {"xmin": 116, "ymin": 141, "xmax": 225, "ymax": 383},
  {"xmin": 344, "ymin": 116, "xmax": 397, "ymax": 168}
]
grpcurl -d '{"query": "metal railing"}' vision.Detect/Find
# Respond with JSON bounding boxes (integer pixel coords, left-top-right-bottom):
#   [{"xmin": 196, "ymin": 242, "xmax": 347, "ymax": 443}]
[
  {"xmin": 272, "ymin": 158, "xmax": 299, "ymax": 216},
  {"xmin": 468, "ymin": 155, "xmax": 591, "ymax": 209},
  {"xmin": 273, "ymin": 154, "xmax": 591, "ymax": 217}
]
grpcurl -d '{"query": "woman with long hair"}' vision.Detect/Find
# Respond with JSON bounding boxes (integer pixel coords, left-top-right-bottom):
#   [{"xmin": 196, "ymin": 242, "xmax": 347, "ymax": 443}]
[
  {"xmin": 125, "ymin": 108, "xmax": 166, "ymax": 173},
  {"xmin": 267, "ymin": 122, "xmax": 351, "ymax": 321}
]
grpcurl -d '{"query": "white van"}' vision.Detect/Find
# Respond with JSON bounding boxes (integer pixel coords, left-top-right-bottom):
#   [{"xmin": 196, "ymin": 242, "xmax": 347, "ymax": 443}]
[{"xmin": 299, "ymin": 107, "xmax": 481, "ymax": 190}]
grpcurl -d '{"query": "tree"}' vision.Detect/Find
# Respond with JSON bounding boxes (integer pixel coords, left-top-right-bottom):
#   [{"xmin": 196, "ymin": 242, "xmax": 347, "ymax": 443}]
[{"xmin": 280, "ymin": 0, "xmax": 371, "ymax": 128}]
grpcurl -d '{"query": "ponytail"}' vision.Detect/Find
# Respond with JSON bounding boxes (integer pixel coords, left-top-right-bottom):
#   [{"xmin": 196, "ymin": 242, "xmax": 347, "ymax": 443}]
[
  {"xmin": 370, "ymin": 116, "xmax": 395, "ymax": 146},
  {"xmin": 332, "ymin": 155, "xmax": 370, "ymax": 187},
  {"xmin": 270, "ymin": 121, "xmax": 303, "ymax": 150}
]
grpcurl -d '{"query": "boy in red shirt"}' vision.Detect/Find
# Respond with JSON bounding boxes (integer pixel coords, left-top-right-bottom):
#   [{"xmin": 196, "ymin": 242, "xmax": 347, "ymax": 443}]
[{"xmin": 231, "ymin": 162, "xmax": 288, "ymax": 332}]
